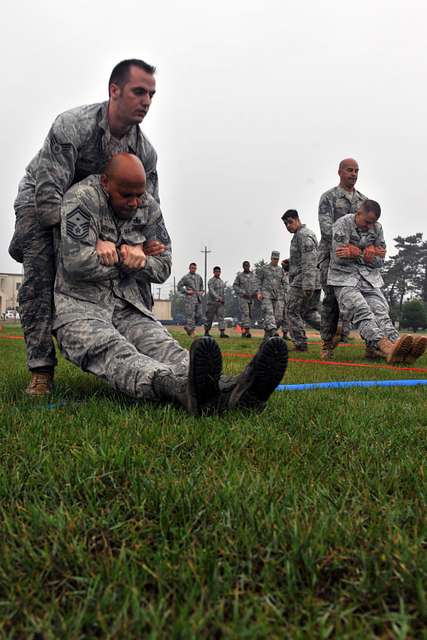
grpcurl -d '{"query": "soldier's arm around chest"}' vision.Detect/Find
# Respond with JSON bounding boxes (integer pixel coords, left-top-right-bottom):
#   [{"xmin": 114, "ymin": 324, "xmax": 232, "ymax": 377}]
[{"xmin": 60, "ymin": 185, "xmax": 119, "ymax": 282}]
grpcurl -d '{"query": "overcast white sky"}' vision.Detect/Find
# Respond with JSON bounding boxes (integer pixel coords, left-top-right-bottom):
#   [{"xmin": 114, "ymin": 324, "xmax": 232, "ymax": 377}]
[{"xmin": 1, "ymin": 0, "xmax": 426, "ymax": 295}]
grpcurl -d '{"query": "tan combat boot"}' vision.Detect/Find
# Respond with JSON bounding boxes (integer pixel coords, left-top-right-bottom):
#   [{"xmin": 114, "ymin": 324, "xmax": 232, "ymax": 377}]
[
  {"xmin": 320, "ymin": 341, "xmax": 333, "ymax": 360},
  {"xmin": 26, "ymin": 370, "xmax": 54, "ymax": 396},
  {"xmin": 377, "ymin": 335, "xmax": 413, "ymax": 364},
  {"xmin": 403, "ymin": 335, "xmax": 427, "ymax": 365}
]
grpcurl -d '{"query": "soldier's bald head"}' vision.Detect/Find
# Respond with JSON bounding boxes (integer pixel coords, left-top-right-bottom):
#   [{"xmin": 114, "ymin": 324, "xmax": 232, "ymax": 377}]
[
  {"xmin": 338, "ymin": 158, "xmax": 359, "ymax": 191},
  {"xmin": 101, "ymin": 153, "xmax": 146, "ymax": 219},
  {"xmin": 338, "ymin": 158, "xmax": 358, "ymax": 172},
  {"xmin": 104, "ymin": 153, "xmax": 146, "ymax": 184}
]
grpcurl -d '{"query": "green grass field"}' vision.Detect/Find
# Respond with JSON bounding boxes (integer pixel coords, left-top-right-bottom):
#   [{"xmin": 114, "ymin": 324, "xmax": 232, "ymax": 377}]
[{"xmin": 0, "ymin": 324, "xmax": 426, "ymax": 639}]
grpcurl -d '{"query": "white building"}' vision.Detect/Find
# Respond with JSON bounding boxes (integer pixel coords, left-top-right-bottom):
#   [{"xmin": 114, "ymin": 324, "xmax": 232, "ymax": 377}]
[{"xmin": 0, "ymin": 273, "xmax": 23, "ymax": 315}]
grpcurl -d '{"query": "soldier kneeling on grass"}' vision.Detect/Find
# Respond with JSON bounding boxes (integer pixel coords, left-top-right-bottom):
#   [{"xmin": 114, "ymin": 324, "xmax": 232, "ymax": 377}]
[
  {"xmin": 328, "ymin": 199, "xmax": 427, "ymax": 364},
  {"xmin": 53, "ymin": 153, "xmax": 288, "ymax": 414}
]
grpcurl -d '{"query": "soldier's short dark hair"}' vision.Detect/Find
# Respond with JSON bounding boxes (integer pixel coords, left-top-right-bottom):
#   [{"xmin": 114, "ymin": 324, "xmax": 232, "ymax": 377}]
[
  {"xmin": 362, "ymin": 199, "xmax": 381, "ymax": 219},
  {"xmin": 213, "ymin": 266, "xmax": 221, "ymax": 272},
  {"xmin": 189, "ymin": 262, "xmax": 197, "ymax": 268},
  {"xmin": 242, "ymin": 261, "xmax": 250, "ymax": 267},
  {"xmin": 109, "ymin": 59, "xmax": 156, "ymax": 93},
  {"xmin": 281, "ymin": 209, "xmax": 299, "ymax": 222}
]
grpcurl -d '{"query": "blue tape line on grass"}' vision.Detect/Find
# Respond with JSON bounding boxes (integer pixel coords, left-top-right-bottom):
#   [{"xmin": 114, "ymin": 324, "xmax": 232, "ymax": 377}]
[{"xmin": 276, "ymin": 379, "xmax": 427, "ymax": 391}]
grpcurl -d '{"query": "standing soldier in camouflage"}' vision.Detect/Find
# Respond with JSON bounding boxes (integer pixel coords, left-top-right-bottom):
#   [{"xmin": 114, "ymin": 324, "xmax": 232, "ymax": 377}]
[
  {"xmin": 282, "ymin": 210, "xmax": 321, "ymax": 351},
  {"xmin": 257, "ymin": 251, "xmax": 287, "ymax": 340},
  {"xmin": 233, "ymin": 261, "xmax": 258, "ymax": 338},
  {"xmin": 204, "ymin": 267, "xmax": 229, "ymax": 338},
  {"xmin": 318, "ymin": 158, "xmax": 367, "ymax": 359},
  {"xmin": 328, "ymin": 200, "xmax": 427, "ymax": 364},
  {"xmin": 281, "ymin": 259, "xmax": 290, "ymax": 340},
  {"xmin": 54, "ymin": 154, "xmax": 289, "ymax": 414},
  {"xmin": 9, "ymin": 59, "xmax": 162, "ymax": 396},
  {"xmin": 177, "ymin": 263, "xmax": 204, "ymax": 336}
]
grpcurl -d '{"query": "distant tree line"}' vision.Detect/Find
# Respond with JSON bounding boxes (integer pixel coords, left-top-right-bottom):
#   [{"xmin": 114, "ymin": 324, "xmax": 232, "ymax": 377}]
[{"xmin": 382, "ymin": 233, "xmax": 427, "ymax": 330}]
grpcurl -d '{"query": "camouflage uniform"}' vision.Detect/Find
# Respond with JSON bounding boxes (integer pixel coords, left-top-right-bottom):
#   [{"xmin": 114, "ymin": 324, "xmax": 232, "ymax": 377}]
[
  {"xmin": 287, "ymin": 226, "xmax": 321, "ymax": 348},
  {"xmin": 177, "ymin": 272, "xmax": 204, "ymax": 333},
  {"xmin": 53, "ymin": 176, "xmax": 189, "ymax": 400},
  {"xmin": 257, "ymin": 262, "xmax": 287, "ymax": 333},
  {"xmin": 281, "ymin": 268, "xmax": 290, "ymax": 335},
  {"xmin": 233, "ymin": 270, "xmax": 258, "ymax": 329},
  {"xmin": 318, "ymin": 186, "xmax": 366, "ymax": 343},
  {"xmin": 9, "ymin": 101, "xmax": 159, "ymax": 370},
  {"xmin": 205, "ymin": 276, "xmax": 226, "ymax": 332},
  {"xmin": 328, "ymin": 214, "xmax": 399, "ymax": 348}
]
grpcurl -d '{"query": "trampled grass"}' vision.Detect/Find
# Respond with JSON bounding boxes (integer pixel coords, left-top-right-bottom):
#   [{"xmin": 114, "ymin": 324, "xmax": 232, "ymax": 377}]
[{"xmin": 0, "ymin": 324, "xmax": 426, "ymax": 638}]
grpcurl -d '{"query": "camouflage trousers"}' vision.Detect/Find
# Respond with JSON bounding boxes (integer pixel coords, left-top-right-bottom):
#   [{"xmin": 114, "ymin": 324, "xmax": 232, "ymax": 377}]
[
  {"xmin": 238, "ymin": 298, "xmax": 253, "ymax": 329},
  {"xmin": 9, "ymin": 206, "xmax": 154, "ymax": 371},
  {"xmin": 334, "ymin": 283, "xmax": 399, "ymax": 347},
  {"xmin": 282, "ymin": 295, "xmax": 289, "ymax": 333},
  {"xmin": 184, "ymin": 295, "xmax": 204, "ymax": 332},
  {"xmin": 55, "ymin": 302, "xmax": 189, "ymax": 400},
  {"xmin": 287, "ymin": 288, "xmax": 321, "ymax": 347},
  {"xmin": 320, "ymin": 259, "xmax": 350, "ymax": 343},
  {"xmin": 9, "ymin": 206, "xmax": 58, "ymax": 370},
  {"xmin": 261, "ymin": 298, "xmax": 284, "ymax": 332},
  {"xmin": 205, "ymin": 301, "xmax": 225, "ymax": 332}
]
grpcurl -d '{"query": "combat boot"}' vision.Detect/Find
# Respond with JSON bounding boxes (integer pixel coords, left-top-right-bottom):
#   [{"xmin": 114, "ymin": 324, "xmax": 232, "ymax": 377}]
[
  {"xmin": 377, "ymin": 335, "xmax": 413, "ymax": 364},
  {"xmin": 152, "ymin": 337, "xmax": 222, "ymax": 415},
  {"xmin": 26, "ymin": 369, "xmax": 54, "ymax": 396},
  {"xmin": 365, "ymin": 346, "xmax": 381, "ymax": 360},
  {"xmin": 218, "ymin": 337, "xmax": 288, "ymax": 412},
  {"xmin": 294, "ymin": 343, "xmax": 308, "ymax": 352},
  {"xmin": 320, "ymin": 341, "xmax": 333, "ymax": 360},
  {"xmin": 219, "ymin": 330, "xmax": 229, "ymax": 339},
  {"xmin": 403, "ymin": 335, "xmax": 427, "ymax": 364}
]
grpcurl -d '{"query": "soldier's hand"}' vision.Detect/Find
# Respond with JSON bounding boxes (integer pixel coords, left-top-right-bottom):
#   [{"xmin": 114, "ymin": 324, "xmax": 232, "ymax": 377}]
[
  {"xmin": 303, "ymin": 289, "xmax": 314, "ymax": 300},
  {"xmin": 256, "ymin": 292, "xmax": 263, "ymax": 301},
  {"xmin": 143, "ymin": 239, "xmax": 166, "ymax": 257},
  {"xmin": 364, "ymin": 245, "xmax": 386, "ymax": 263},
  {"xmin": 363, "ymin": 245, "xmax": 376, "ymax": 263},
  {"xmin": 119, "ymin": 244, "xmax": 147, "ymax": 270},
  {"xmin": 96, "ymin": 240, "xmax": 119, "ymax": 266},
  {"xmin": 186, "ymin": 287, "xmax": 194, "ymax": 295},
  {"xmin": 336, "ymin": 244, "xmax": 361, "ymax": 259}
]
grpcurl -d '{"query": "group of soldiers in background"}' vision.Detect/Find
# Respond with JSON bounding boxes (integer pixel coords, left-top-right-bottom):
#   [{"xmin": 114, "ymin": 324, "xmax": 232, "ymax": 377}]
[{"xmin": 178, "ymin": 157, "xmax": 427, "ymax": 364}]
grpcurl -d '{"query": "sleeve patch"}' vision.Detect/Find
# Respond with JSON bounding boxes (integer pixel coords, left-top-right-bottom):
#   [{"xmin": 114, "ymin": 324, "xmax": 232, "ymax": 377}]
[
  {"xmin": 50, "ymin": 133, "xmax": 74, "ymax": 156},
  {"xmin": 66, "ymin": 207, "xmax": 91, "ymax": 240},
  {"xmin": 303, "ymin": 242, "xmax": 315, "ymax": 253},
  {"xmin": 334, "ymin": 233, "xmax": 345, "ymax": 243}
]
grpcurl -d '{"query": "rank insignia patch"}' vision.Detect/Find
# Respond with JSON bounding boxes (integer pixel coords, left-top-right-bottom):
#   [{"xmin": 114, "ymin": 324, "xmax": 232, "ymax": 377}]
[{"xmin": 66, "ymin": 208, "xmax": 91, "ymax": 240}]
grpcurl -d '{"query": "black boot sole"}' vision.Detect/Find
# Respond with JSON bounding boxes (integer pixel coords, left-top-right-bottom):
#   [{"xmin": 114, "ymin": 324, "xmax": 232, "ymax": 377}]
[
  {"xmin": 189, "ymin": 337, "xmax": 223, "ymax": 414},
  {"xmin": 229, "ymin": 337, "xmax": 288, "ymax": 410}
]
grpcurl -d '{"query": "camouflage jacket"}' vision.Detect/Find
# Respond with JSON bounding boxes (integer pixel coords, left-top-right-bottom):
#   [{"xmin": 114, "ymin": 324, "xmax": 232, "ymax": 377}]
[
  {"xmin": 177, "ymin": 273, "xmax": 204, "ymax": 303},
  {"xmin": 328, "ymin": 214, "xmax": 385, "ymax": 288},
  {"xmin": 318, "ymin": 185, "xmax": 366, "ymax": 265},
  {"xmin": 289, "ymin": 225, "xmax": 320, "ymax": 290},
  {"xmin": 233, "ymin": 271, "xmax": 258, "ymax": 298},
  {"xmin": 207, "ymin": 276, "xmax": 225, "ymax": 303},
  {"xmin": 15, "ymin": 101, "xmax": 158, "ymax": 227},
  {"xmin": 53, "ymin": 175, "xmax": 171, "ymax": 329},
  {"xmin": 256, "ymin": 264, "xmax": 287, "ymax": 300}
]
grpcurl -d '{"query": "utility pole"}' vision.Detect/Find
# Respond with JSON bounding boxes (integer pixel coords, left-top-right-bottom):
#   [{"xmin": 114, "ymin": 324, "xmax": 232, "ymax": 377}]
[
  {"xmin": 173, "ymin": 276, "xmax": 176, "ymax": 294},
  {"xmin": 200, "ymin": 245, "xmax": 211, "ymax": 294},
  {"xmin": 156, "ymin": 287, "xmax": 161, "ymax": 300}
]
